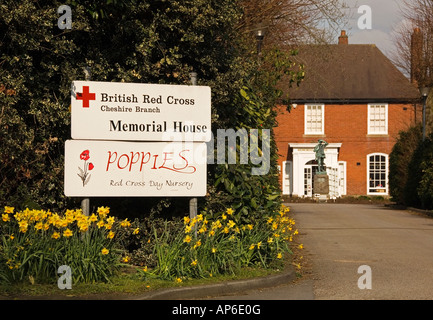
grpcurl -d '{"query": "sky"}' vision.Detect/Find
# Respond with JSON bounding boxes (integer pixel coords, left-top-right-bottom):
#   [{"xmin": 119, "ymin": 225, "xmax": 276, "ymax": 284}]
[{"xmin": 342, "ymin": 0, "xmax": 407, "ymax": 59}]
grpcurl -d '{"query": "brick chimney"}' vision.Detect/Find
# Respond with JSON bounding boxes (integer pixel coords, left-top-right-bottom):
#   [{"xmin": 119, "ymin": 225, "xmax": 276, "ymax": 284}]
[
  {"xmin": 410, "ymin": 27, "xmax": 423, "ymax": 85},
  {"xmin": 338, "ymin": 30, "xmax": 348, "ymax": 45}
]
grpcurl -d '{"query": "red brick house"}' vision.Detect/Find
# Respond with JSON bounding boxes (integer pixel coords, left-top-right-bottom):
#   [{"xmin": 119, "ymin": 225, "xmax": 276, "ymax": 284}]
[{"xmin": 275, "ymin": 31, "xmax": 421, "ymax": 198}]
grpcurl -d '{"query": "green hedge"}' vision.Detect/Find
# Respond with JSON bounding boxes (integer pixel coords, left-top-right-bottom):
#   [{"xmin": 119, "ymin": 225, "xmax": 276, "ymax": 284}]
[
  {"xmin": 1, "ymin": 1, "xmax": 303, "ymax": 221},
  {"xmin": 389, "ymin": 124, "xmax": 433, "ymax": 209}
]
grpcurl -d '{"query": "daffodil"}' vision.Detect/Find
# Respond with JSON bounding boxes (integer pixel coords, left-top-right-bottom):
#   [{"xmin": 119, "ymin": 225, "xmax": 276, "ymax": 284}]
[
  {"xmin": 63, "ymin": 228, "xmax": 73, "ymax": 237},
  {"xmin": 107, "ymin": 231, "xmax": 115, "ymax": 239},
  {"xmin": 51, "ymin": 232, "xmax": 60, "ymax": 239},
  {"xmin": 19, "ymin": 221, "xmax": 28, "ymax": 233},
  {"xmin": 193, "ymin": 240, "xmax": 201, "ymax": 249},
  {"xmin": 277, "ymin": 252, "xmax": 282, "ymax": 259},
  {"xmin": 101, "ymin": 248, "xmax": 109, "ymax": 255},
  {"xmin": 227, "ymin": 220, "xmax": 236, "ymax": 228},
  {"xmin": 184, "ymin": 235, "xmax": 192, "ymax": 243},
  {"xmin": 191, "ymin": 259, "xmax": 198, "ymax": 266},
  {"xmin": 4, "ymin": 206, "xmax": 14, "ymax": 214},
  {"xmin": 106, "ymin": 216, "xmax": 115, "ymax": 225},
  {"xmin": 65, "ymin": 215, "xmax": 74, "ymax": 224},
  {"xmin": 97, "ymin": 206, "xmax": 110, "ymax": 217},
  {"xmin": 97, "ymin": 220, "xmax": 105, "ymax": 228},
  {"xmin": 2, "ymin": 214, "xmax": 10, "ymax": 222},
  {"xmin": 79, "ymin": 223, "xmax": 89, "ymax": 232},
  {"xmin": 132, "ymin": 228, "xmax": 139, "ymax": 235},
  {"xmin": 120, "ymin": 218, "xmax": 131, "ymax": 227},
  {"xmin": 59, "ymin": 219, "xmax": 68, "ymax": 228},
  {"xmin": 198, "ymin": 226, "xmax": 207, "ymax": 234},
  {"xmin": 226, "ymin": 208, "xmax": 234, "ymax": 215}
]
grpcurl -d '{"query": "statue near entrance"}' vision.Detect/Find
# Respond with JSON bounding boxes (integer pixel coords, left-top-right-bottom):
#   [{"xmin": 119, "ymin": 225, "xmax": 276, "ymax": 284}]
[{"xmin": 314, "ymin": 139, "xmax": 328, "ymax": 174}]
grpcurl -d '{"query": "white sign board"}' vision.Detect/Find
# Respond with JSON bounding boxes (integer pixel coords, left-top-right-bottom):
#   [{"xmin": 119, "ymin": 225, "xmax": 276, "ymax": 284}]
[
  {"xmin": 64, "ymin": 140, "xmax": 207, "ymax": 197},
  {"xmin": 71, "ymin": 80, "xmax": 211, "ymax": 142}
]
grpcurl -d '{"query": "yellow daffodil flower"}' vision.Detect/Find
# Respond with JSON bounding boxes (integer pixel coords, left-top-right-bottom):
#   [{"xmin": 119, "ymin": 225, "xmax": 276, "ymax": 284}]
[{"xmin": 63, "ymin": 228, "xmax": 73, "ymax": 237}]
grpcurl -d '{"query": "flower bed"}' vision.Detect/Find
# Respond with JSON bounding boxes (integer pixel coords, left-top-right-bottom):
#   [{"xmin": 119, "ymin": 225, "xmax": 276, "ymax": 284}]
[{"xmin": 0, "ymin": 204, "xmax": 299, "ymax": 286}]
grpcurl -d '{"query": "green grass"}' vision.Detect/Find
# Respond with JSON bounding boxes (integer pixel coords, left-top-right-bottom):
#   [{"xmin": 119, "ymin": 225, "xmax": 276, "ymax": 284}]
[{"xmin": 0, "ymin": 264, "xmax": 286, "ymax": 299}]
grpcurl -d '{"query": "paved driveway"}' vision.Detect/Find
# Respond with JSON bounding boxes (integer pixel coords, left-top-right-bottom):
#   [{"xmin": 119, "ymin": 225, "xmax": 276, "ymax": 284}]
[{"xmin": 291, "ymin": 203, "xmax": 433, "ymax": 299}]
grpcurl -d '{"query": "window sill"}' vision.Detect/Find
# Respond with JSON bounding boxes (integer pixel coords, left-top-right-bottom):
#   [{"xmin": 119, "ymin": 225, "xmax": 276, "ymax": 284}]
[
  {"xmin": 366, "ymin": 134, "xmax": 389, "ymax": 137},
  {"xmin": 367, "ymin": 191, "xmax": 388, "ymax": 195},
  {"xmin": 303, "ymin": 134, "xmax": 326, "ymax": 137}
]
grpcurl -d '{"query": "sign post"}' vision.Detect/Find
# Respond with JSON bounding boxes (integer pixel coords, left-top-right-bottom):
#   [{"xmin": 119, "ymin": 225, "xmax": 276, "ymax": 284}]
[
  {"xmin": 81, "ymin": 67, "xmax": 91, "ymax": 216},
  {"xmin": 189, "ymin": 71, "xmax": 198, "ymax": 235}
]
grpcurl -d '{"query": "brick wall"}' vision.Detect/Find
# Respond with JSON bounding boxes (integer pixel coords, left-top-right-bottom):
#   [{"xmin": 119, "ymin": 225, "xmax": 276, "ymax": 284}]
[{"xmin": 274, "ymin": 102, "xmax": 421, "ymax": 196}]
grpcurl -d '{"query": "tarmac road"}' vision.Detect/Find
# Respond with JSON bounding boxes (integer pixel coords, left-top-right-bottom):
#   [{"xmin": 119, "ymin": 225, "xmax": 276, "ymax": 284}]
[{"xmin": 206, "ymin": 203, "xmax": 433, "ymax": 300}]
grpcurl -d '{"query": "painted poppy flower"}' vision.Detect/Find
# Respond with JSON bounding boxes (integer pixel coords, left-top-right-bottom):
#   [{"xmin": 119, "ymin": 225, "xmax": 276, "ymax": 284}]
[
  {"xmin": 80, "ymin": 150, "xmax": 90, "ymax": 161},
  {"xmin": 88, "ymin": 163, "xmax": 94, "ymax": 170}
]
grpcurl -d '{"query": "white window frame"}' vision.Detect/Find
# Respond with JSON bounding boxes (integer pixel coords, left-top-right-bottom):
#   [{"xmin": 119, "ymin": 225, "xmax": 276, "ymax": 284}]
[
  {"xmin": 368, "ymin": 103, "xmax": 388, "ymax": 135},
  {"xmin": 282, "ymin": 161, "xmax": 292, "ymax": 195},
  {"xmin": 304, "ymin": 104, "xmax": 325, "ymax": 135},
  {"xmin": 338, "ymin": 161, "xmax": 347, "ymax": 196},
  {"xmin": 367, "ymin": 153, "xmax": 388, "ymax": 195}
]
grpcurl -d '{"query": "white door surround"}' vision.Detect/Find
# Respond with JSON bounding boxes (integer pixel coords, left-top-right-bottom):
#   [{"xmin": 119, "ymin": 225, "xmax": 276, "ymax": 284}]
[{"xmin": 282, "ymin": 143, "xmax": 343, "ymax": 197}]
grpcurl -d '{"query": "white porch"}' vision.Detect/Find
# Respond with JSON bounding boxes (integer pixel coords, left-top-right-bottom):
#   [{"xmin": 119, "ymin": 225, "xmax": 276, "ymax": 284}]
[{"xmin": 282, "ymin": 143, "xmax": 346, "ymax": 198}]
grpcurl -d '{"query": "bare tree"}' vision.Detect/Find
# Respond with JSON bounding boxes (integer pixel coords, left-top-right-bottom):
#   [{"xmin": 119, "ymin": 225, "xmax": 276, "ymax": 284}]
[
  {"xmin": 391, "ymin": 0, "xmax": 433, "ymax": 135},
  {"xmin": 237, "ymin": 0, "xmax": 348, "ymax": 48},
  {"xmin": 391, "ymin": 0, "xmax": 433, "ymax": 87}
]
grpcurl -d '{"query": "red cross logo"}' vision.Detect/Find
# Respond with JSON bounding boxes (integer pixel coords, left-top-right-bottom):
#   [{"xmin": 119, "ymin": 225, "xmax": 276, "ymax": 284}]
[{"xmin": 76, "ymin": 86, "xmax": 96, "ymax": 108}]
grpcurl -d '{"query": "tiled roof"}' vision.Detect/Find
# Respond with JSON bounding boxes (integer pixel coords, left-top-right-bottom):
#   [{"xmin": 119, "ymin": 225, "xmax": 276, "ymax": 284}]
[{"xmin": 283, "ymin": 44, "xmax": 420, "ymax": 103}]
